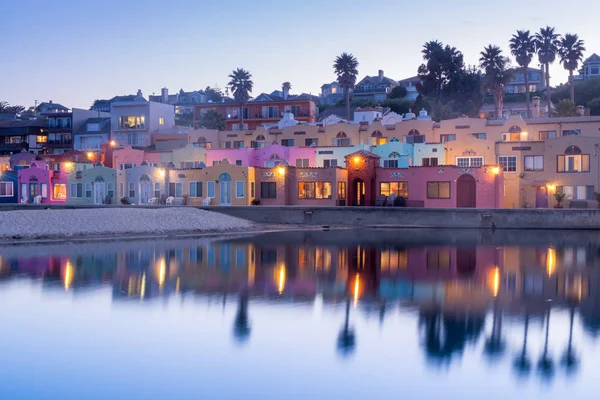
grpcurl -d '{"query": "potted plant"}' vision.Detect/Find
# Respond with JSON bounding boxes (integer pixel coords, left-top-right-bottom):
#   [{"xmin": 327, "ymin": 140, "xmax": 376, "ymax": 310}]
[
  {"xmin": 181, "ymin": 194, "xmax": 188, "ymax": 206},
  {"xmin": 251, "ymin": 198, "xmax": 260, "ymax": 206},
  {"xmin": 594, "ymin": 192, "xmax": 600, "ymax": 208},
  {"xmin": 553, "ymin": 192, "xmax": 568, "ymax": 208}
]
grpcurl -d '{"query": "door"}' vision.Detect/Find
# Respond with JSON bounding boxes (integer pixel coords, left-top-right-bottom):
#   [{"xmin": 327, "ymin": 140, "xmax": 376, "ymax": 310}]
[
  {"xmin": 169, "ymin": 182, "xmax": 176, "ymax": 197},
  {"xmin": 139, "ymin": 182, "xmax": 152, "ymax": 205},
  {"xmin": 456, "ymin": 175, "xmax": 476, "ymax": 208},
  {"xmin": 354, "ymin": 179, "xmax": 365, "ymax": 206},
  {"xmin": 94, "ymin": 182, "xmax": 105, "ymax": 205},
  {"xmin": 220, "ymin": 181, "xmax": 232, "ymax": 205},
  {"xmin": 29, "ymin": 183, "xmax": 38, "ymax": 203},
  {"xmin": 567, "ymin": 156, "xmax": 575, "ymax": 172},
  {"xmin": 535, "ymin": 186, "xmax": 548, "ymax": 208}
]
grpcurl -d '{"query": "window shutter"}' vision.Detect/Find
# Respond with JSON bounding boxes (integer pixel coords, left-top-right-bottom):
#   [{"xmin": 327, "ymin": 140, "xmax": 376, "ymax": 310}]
[
  {"xmin": 189, "ymin": 182, "xmax": 196, "ymax": 198},
  {"xmin": 587, "ymin": 185, "xmax": 594, "ymax": 200}
]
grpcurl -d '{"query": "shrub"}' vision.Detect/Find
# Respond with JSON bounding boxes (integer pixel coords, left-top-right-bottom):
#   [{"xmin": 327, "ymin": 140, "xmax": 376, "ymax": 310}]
[{"xmin": 251, "ymin": 199, "xmax": 260, "ymax": 206}]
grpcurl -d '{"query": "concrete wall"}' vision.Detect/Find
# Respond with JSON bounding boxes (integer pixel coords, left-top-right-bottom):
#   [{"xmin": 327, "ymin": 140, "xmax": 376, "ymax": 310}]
[{"xmin": 197, "ymin": 206, "xmax": 600, "ymax": 230}]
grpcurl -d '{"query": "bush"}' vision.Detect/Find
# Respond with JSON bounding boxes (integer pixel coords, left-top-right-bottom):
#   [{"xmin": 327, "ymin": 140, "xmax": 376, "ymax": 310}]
[
  {"xmin": 251, "ymin": 199, "xmax": 260, "ymax": 206},
  {"xmin": 120, "ymin": 197, "xmax": 131, "ymax": 205}
]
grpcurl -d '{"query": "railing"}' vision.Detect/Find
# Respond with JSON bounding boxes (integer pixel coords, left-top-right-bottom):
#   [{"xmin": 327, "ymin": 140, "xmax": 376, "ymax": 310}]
[{"xmin": 0, "ymin": 143, "xmax": 26, "ymax": 151}]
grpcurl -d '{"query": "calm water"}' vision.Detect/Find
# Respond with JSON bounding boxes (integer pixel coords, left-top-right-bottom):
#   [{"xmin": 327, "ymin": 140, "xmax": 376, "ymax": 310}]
[{"xmin": 0, "ymin": 229, "xmax": 599, "ymax": 400}]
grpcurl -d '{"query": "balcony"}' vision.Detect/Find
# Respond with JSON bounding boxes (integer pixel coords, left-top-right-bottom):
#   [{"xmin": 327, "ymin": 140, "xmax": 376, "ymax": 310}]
[
  {"xmin": 0, "ymin": 143, "xmax": 27, "ymax": 153},
  {"xmin": 47, "ymin": 139, "xmax": 73, "ymax": 147}
]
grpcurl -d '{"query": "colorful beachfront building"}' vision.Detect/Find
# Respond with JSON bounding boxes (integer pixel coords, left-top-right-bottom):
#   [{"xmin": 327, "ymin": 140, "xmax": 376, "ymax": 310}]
[
  {"xmin": 206, "ymin": 144, "xmax": 317, "ymax": 168},
  {"xmin": 67, "ymin": 162, "xmax": 117, "ymax": 205},
  {"xmin": 112, "ymin": 145, "xmax": 161, "ymax": 170},
  {"xmin": 117, "ymin": 162, "xmax": 165, "ymax": 205},
  {"xmin": 17, "ymin": 160, "xmax": 69, "ymax": 204},
  {"xmin": 0, "ymin": 170, "xmax": 18, "ymax": 203},
  {"xmin": 184, "ymin": 162, "xmax": 255, "ymax": 206}
]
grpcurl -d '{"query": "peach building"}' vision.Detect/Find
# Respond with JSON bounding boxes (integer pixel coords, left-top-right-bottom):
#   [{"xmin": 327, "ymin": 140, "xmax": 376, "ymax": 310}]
[{"xmin": 184, "ymin": 162, "xmax": 254, "ymax": 206}]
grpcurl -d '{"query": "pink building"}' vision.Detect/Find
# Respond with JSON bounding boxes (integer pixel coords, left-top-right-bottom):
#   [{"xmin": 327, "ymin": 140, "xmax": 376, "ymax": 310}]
[
  {"xmin": 206, "ymin": 144, "xmax": 316, "ymax": 168},
  {"xmin": 112, "ymin": 145, "xmax": 161, "ymax": 170},
  {"xmin": 17, "ymin": 161, "xmax": 69, "ymax": 204}
]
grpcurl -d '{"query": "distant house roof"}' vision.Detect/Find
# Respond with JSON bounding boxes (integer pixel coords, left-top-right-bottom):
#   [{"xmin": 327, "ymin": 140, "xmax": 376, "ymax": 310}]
[
  {"xmin": 525, "ymin": 116, "xmax": 600, "ymax": 124},
  {"xmin": 321, "ymin": 81, "xmax": 339, "ymax": 89},
  {"xmin": 398, "ymin": 75, "xmax": 421, "ymax": 83},
  {"xmin": 356, "ymin": 73, "xmax": 398, "ymax": 87},
  {"xmin": 318, "ymin": 107, "xmax": 354, "ymax": 121},
  {"xmin": 253, "ymin": 91, "xmax": 318, "ymax": 103},
  {"xmin": 583, "ymin": 53, "xmax": 600, "ymax": 64},
  {"xmin": 35, "ymin": 102, "xmax": 68, "ymax": 112}
]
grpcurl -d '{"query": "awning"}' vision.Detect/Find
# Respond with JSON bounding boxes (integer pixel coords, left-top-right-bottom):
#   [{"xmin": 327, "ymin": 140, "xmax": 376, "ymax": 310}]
[{"xmin": 531, "ymin": 180, "xmax": 548, "ymax": 187}]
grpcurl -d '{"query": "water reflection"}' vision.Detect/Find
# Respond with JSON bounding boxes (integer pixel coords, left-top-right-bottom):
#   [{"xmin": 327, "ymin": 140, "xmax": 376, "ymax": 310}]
[{"xmin": 1, "ymin": 229, "xmax": 600, "ymax": 391}]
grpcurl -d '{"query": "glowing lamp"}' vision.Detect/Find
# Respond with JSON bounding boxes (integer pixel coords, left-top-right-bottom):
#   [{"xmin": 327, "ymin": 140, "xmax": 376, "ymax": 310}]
[
  {"xmin": 277, "ymin": 166, "xmax": 285, "ymax": 176},
  {"xmin": 86, "ymin": 152, "xmax": 94, "ymax": 159},
  {"xmin": 491, "ymin": 166, "xmax": 500, "ymax": 175},
  {"xmin": 109, "ymin": 140, "xmax": 116, "ymax": 147},
  {"xmin": 353, "ymin": 156, "xmax": 361, "ymax": 164},
  {"xmin": 546, "ymin": 184, "xmax": 556, "ymax": 191},
  {"xmin": 158, "ymin": 169, "xmax": 166, "ymax": 178},
  {"xmin": 63, "ymin": 162, "xmax": 73, "ymax": 170}
]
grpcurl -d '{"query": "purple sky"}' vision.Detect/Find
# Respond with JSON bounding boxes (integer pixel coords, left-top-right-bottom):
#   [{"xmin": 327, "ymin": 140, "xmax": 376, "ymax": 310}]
[{"xmin": 1, "ymin": 0, "xmax": 598, "ymax": 109}]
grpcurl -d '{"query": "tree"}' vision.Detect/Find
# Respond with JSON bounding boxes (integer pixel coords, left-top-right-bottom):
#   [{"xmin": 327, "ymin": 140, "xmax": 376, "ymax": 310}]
[
  {"xmin": 388, "ymin": 86, "xmax": 408, "ymax": 99},
  {"xmin": 333, "ymin": 53, "xmax": 359, "ymax": 121},
  {"xmin": 228, "ymin": 68, "xmax": 253, "ymax": 130},
  {"xmin": 536, "ymin": 26, "xmax": 561, "ymax": 114},
  {"xmin": 196, "ymin": 109, "xmax": 226, "ymax": 130},
  {"xmin": 553, "ymin": 99, "xmax": 578, "ymax": 117},
  {"xmin": 282, "ymin": 81, "xmax": 292, "ymax": 91},
  {"xmin": 418, "ymin": 41, "xmax": 465, "ymax": 101},
  {"xmin": 558, "ymin": 33, "xmax": 586, "ymax": 103},
  {"xmin": 588, "ymin": 96, "xmax": 600, "ymax": 115},
  {"xmin": 0, "ymin": 101, "xmax": 25, "ymax": 114},
  {"xmin": 480, "ymin": 45, "xmax": 512, "ymax": 118},
  {"xmin": 510, "ymin": 30, "xmax": 536, "ymax": 117},
  {"xmin": 204, "ymin": 85, "xmax": 223, "ymax": 103}
]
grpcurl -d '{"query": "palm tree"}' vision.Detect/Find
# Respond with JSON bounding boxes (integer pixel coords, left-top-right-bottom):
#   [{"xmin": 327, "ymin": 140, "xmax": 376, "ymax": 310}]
[
  {"xmin": 509, "ymin": 30, "xmax": 536, "ymax": 117},
  {"xmin": 484, "ymin": 302, "xmax": 506, "ymax": 362},
  {"xmin": 333, "ymin": 53, "xmax": 359, "ymax": 121},
  {"xmin": 513, "ymin": 314, "xmax": 532, "ymax": 378},
  {"xmin": 537, "ymin": 308, "xmax": 555, "ymax": 381},
  {"xmin": 228, "ymin": 68, "xmax": 253, "ymax": 130},
  {"xmin": 337, "ymin": 298, "xmax": 356, "ymax": 356},
  {"xmin": 535, "ymin": 26, "xmax": 561, "ymax": 114},
  {"xmin": 480, "ymin": 45, "xmax": 511, "ymax": 118},
  {"xmin": 561, "ymin": 306, "xmax": 579, "ymax": 375},
  {"xmin": 558, "ymin": 33, "xmax": 586, "ymax": 103},
  {"xmin": 232, "ymin": 292, "xmax": 251, "ymax": 344}
]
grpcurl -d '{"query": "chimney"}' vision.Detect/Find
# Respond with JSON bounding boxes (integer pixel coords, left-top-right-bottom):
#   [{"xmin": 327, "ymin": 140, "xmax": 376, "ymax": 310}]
[
  {"xmin": 378, "ymin": 70, "xmax": 384, "ymax": 80},
  {"xmin": 282, "ymin": 82, "xmax": 289, "ymax": 100},
  {"xmin": 577, "ymin": 105, "xmax": 585, "ymax": 116},
  {"xmin": 136, "ymin": 89, "xmax": 143, "ymax": 99},
  {"xmin": 49, "ymin": 100, "xmax": 53, "ymax": 104},
  {"xmin": 532, "ymin": 96, "xmax": 541, "ymax": 118},
  {"xmin": 161, "ymin": 87, "xmax": 168, "ymax": 103}
]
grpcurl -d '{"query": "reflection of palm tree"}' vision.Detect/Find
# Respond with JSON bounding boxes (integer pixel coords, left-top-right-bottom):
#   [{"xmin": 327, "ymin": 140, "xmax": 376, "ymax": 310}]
[
  {"xmin": 513, "ymin": 314, "xmax": 532, "ymax": 377},
  {"xmin": 561, "ymin": 306, "xmax": 579, "ymax": 375},
  {"xmin": 233, "ymin": 292, "xmax": 251, "ymax": 344},
  {"xmin": 537, "ymin": 308, "xmax": 555, "ymax": 381},
  {"xmin": 337, "ymin": 299, "xmax": 356, "ymax": 356},
  {"xmin": 484, "ymin": 302, "xmax": 506, "ymax": 362}
]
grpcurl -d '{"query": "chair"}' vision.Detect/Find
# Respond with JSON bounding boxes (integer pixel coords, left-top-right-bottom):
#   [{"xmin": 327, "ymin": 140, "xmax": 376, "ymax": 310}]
[
  {"xmin": 166, "ymin": 196, "xmax": 175, "ymax": 206},
  {"xmin": 20, "ymin": 197, "xmax": 27, "ymax": 204},
  {"xmin": 202, "ymin": 197, "xmax": 212, "ymax": 206},
  {"xmin": 148, "ymin": 198, "xmax": 157, "ymax": 206},
  {"xmin": 33, "ymin": 195, "xmax": 42, "ymax": 204},
  {"xmin": 375, "ymin": 195, "xmax": 387, "ymax": 207},
  {"xmin": 386, "ymin": 193, "xmax": 396, "ymax": 207}
]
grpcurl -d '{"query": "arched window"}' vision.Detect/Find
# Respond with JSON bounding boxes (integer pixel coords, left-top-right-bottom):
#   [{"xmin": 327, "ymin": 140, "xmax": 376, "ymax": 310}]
[
  {"xmin": 197, "ymin": 137, "xmax": 207, "ymax": 143},
  {"xmin": 256, "ymin": 134, "xmax": 266, "ymax": 141},
  {"xmin": 218, "ymin": 173, "xmax": 232, "ymax": 182},
  {"xmin": 371, "ymin": 130, "xmax": 387, "ymax": 146},
  {"xmin": 371, "ymin": 130, "xmax": 383, "ymax": 137},
  {"xmin": 408, "ymin": 129, "xmax": 420, "ymax": 136},
  {"xmin": 94, "ymin": 175, "xmax": 105, "ymax": 182},
  {"xmin": 508, "ymin": 125, "xmax": 522, "ymax": 133},
  {"xmin": 336, "ymin": 132, "xmax": 347, "ymax": 138},
  {"xmin": 270, "ymin": 153, "xmax": 281, "ymax": 160},
  {"xmin": 565, "ymin": 145, "xmax": 582, "ymax": 155},
  {"xmin": 390, "ymin": 137, "xmax": 399, "ymax": 142},
  {"xmin": 388, "ymin": 152, "xmax": 401, "ymax": 159},
  {"xmin": 139, "ymin": 174, "xmax": 150, "ymax": 182}
]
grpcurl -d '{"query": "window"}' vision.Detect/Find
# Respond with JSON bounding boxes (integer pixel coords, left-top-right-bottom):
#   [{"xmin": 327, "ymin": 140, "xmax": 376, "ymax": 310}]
[
  {"xmin": 53, "ymin": 184, "xmax": 66, "ymax": 200},
  {"xmin": 456, "ymin": 157, "xmax": 483, "ymax": 167},
  {"xmin": 323, "ymin": 159, "xmax": 338, "ymax": 168},
  {"xmin": 129, "ymin": 182, "xmax": 135, "ymax": 198},
  {"xmin": 159, "ymin": 117, "xmax": 165, "ymax": 125},
  {"xmin": 36, "ymin": 135, "xmax": 47, "ymax": 144},
  {"xmin": 405, "ymin": 135, "xmax": 425, "ymax": 144},
  {"xmin": 539, "ymin": 130, "xmax": 557, "ymax": 140},
  {"xmin": 261, "ymin": 106, "xmax": 279, "ymax": 118},
  {"xmin": 298, "ymin": 182, "xmax": 332, "ymax": 199},
  {"xmin": 558, "ymin": 185, "xmax": 594, "ymax": 200},
  {"xmin": 207, "ymin": 181, "xmax": 215, "ymax": 198},
  {"xmin": 119, "ymin": 182, "xmax": 124, "ymax": 198},
  {"xmin": 70, "ymin": 183, "xmax": 83, "ymax": 198},
  {"xmin": 189, "ymin": 182, "xmax": 203, "ymax": 198},
  {"xmin": 119, "ymin": 163, "xmax": 136, "ymax": 170},
  {"xmin": 154, "ymin": 182, "xmax": 161, "ymax": 198},
  {"xmin": 250, "ymin": 182, "xmax": 255, "ymax": 198},
  {"xmin": 234, "ymin": 141, "xmax": 244, "ymax": 148},
  {"xmin": 305, "ymin": 138, "xmax": 318, "ymax": 146},
  {"xmin": 338, "ymin": 182, "xmax": 346, "ymax": 199},
  {"xmin": 281, "ymin": 139, "xmax": 294, "ymax": 147},
  {"xmin": 107, "ymin": 183, "xmax": 115, "ymax": 199},
  {"xmin": 235, "ymin": 160, "xmax": 242, "ymax": 166},
  {"xmin": 236, "ymin": 181, "xmax": 245, "ymax": 198},
  {"xmin": 224, "ymin": 141, "xmax": 232, "ymax": 149},
  {"xmin": 85, "ymin": 182, "xmax": 92, "ymax": 198},
  {"xmin": 422, "ymin": 157, "xmax": 439, "ymax": 167},
  {"xmin": 557, "ymin": 148, "xmax": 590, "ymax": 173},
  {"xmin": 473, "ymin": 133, "xmax": 487, "ymax": 140},
  {"xmin": 524, "ymin": 155, "xmax": 544, "ymax": 171},
  {"xmin": 226, "ymin": 107, "xmax": 239, "ymax": 119},
  {"xmin": 498, "ymin": 156, "xmax": 517, "ymax": 172},
  {"xmin": 0, "ymin": 182, "xmax": 14, "ymax": 197},
  {"xmin": 427, "ymin": 182, "xmax": 451, "ymax": 199},
  {"xmin": 380, "ymin": 182, "xmax": 409, "ymax": 198},
  {"xmin": 118, "ymin": 116, "xmax": 145, "ymax": 129},
  {"xmin": 52, "ymin": 163, "xmax": 60, "ymax": 171},
  {"xmin": 427, "ymin": 249, "xmax": 451, "ymax": 270},
  {"xmin": 261, "ymin": 182, "xmax": 276, "ymax": 198},
  {"xmin": 334, "ymin": 132, "xmax": 351, "ymax": 146},
  {"xmin": 384, "ymin": 159, "xmax": 399, "ymax": 168},
  {"xmin": 296, "ymin": 159, "xmax": 309, "ymax": 168},
  {"xmin": 440, "ymin": 134, "xmax": 456, "ymax": 143},
  {"xmin": 563, "ymin": 129, "xmax": 581, "ymax": 136}
]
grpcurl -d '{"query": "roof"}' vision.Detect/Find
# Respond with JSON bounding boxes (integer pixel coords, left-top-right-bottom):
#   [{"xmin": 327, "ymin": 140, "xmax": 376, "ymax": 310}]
[
  {"xmin": 0, "ymin": 119, "xmax": 47, "ymax": 128},
  {"xmin": 344, "ymin": 149, "xmax": 381, "ymax": 159},
  {"xmin": 35, "ymin": 102, "xmax": 68, "ymax": 112},
  {"xmin": 254, "ymin": 92, "xmax": 317, "ymax": 103},
  {"xmin": 583, "ymin": 53, "xmax": 600, "ymax": 64},
  {"xmin": 398, "ymin": 75, "xmax": 421, "ymax": 83},
  {"xmin": 356, "ymin": 74, "xmax": 398, "ymax": 87},
  {"xmin": 75, "ymin": 117, "xmax": 111, "ymax": 134},
  {"xmin": 318, "ymin": 108, "xmax": 354, "ymax": 121}
]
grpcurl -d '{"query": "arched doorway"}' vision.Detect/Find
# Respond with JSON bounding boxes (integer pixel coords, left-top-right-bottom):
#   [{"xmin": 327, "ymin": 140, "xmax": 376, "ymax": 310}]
[
  {"xmin": 353, "ymin": 179, "xmax": 365, "ymax": 206},
  {"xmin": 456, "ymin": 174, "xmax": 476, "ymax": 208},
  {"xmin": 218, "ymin": 173, "xmax": 232, "ymax": 206}
]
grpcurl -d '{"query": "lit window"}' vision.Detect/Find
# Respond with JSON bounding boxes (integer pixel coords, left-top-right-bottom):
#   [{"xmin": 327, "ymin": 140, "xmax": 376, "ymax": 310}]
[
  {"xmin": 557, "ymin": 146, "xmax": 590, "ymax": 173},
  {"xmin": 298, "ymin": 182, "xmax": 332, "ymax": 199},
  {"xmin": 159, "ymin": 117, "xmax": 165, "ymax": 125},
  {"xmin": 36, "ymin": 136, "xmax": 47, "ymax": 144},
  {"xmin": 379, "ymin": 182, "xmax": 408, "ymax": 198},
  {"xmin": 53, "ymin": 184, "xmax": 67, "ymax": 200},
  {"xmin": 524, "ymin": 155, "xmax": 543, "ymax": 171}
]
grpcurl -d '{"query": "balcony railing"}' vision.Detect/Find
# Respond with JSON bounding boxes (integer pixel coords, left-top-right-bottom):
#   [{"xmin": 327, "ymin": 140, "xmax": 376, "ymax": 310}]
[{"xmin": 0, "ymin": 143, "xmax": 27, "ymax": 152}]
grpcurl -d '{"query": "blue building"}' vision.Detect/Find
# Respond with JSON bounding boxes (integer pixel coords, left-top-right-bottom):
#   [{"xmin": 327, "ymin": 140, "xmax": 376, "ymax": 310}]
[{"xmin": 0, "ymin": 170, "xmax": 18, "ymax": 203}]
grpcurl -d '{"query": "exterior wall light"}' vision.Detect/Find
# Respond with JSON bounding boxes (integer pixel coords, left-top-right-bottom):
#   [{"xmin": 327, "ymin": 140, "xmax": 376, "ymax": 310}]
[
  {"xmin": 353, "ymin": 156, "xmax": 360, "ymax": 164},
  {"xmin": 547, "ymin": 184, "xmax": 556, "ymax": 191},
  {"xmin": 87, "ymin": 152, "xmax": 94, "ymax": 159},
  {"xmin": 491, "ymin": 166, "xmax": 500, "ymax": 175},
  {"xmin": 159, "ymin": 169, "xmax": 166, "ymax": 178},
  {"xmin": 277, "ymin": 166, "xmax": 285, "ymax": 176},
  {"xmin": 110, "ymin": 140, "xmax": 116, "ymax": 147}
]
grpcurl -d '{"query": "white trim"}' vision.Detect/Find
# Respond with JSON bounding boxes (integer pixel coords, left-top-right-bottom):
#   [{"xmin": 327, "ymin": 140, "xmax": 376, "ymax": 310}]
[
  {"xmin": 0, "ymin": 181, "xmax": 14, "ymax": 197},
  {"xmin": 235, "ymin": 181, "xmax": 245, "ymax": 198}
]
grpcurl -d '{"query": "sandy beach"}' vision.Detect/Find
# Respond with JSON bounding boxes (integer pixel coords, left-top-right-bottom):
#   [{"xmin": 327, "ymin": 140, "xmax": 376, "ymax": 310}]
[{"xmin": 0, "ymin": 208, "xmax": 255, "ymax": 240}]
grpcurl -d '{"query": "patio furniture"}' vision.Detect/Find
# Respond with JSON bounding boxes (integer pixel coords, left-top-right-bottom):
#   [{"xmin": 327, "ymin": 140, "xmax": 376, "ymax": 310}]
[
  {"xmin": 166, "ymin": 196, "xmax": 175, "ymax": 206},
  {"xmin": 202, "ymin": 197, "xmax": 213, "ymax": 206},
  {"xmin": 375, "ymin": 195, "xmax": 387, "ymax": 207},
  {"xmin": 386, "ymin": 193, "xmax": 396, "ymax": 207},
  {"xmin": 33, "ymin": 195, "xmax": 42, "ymax": 204},
  {"xmin": 148, "ymin": 198, "xmax": 157, "ymax": 206},
  {"xmin": 569, "ymin": 200, "xmax": 588, "ymax": 209}
]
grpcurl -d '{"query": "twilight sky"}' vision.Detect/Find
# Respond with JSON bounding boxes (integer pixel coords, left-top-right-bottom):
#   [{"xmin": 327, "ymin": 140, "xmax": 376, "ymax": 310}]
[{"xmin": 2, "ymin": 0, "xmax": 599, "ymax": 110}]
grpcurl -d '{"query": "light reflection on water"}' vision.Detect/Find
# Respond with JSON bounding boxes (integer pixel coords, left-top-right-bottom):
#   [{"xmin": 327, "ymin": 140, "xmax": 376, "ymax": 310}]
[{"xmin": 0, "ymin": 229, "xmax": 599, "ymax": 400}]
